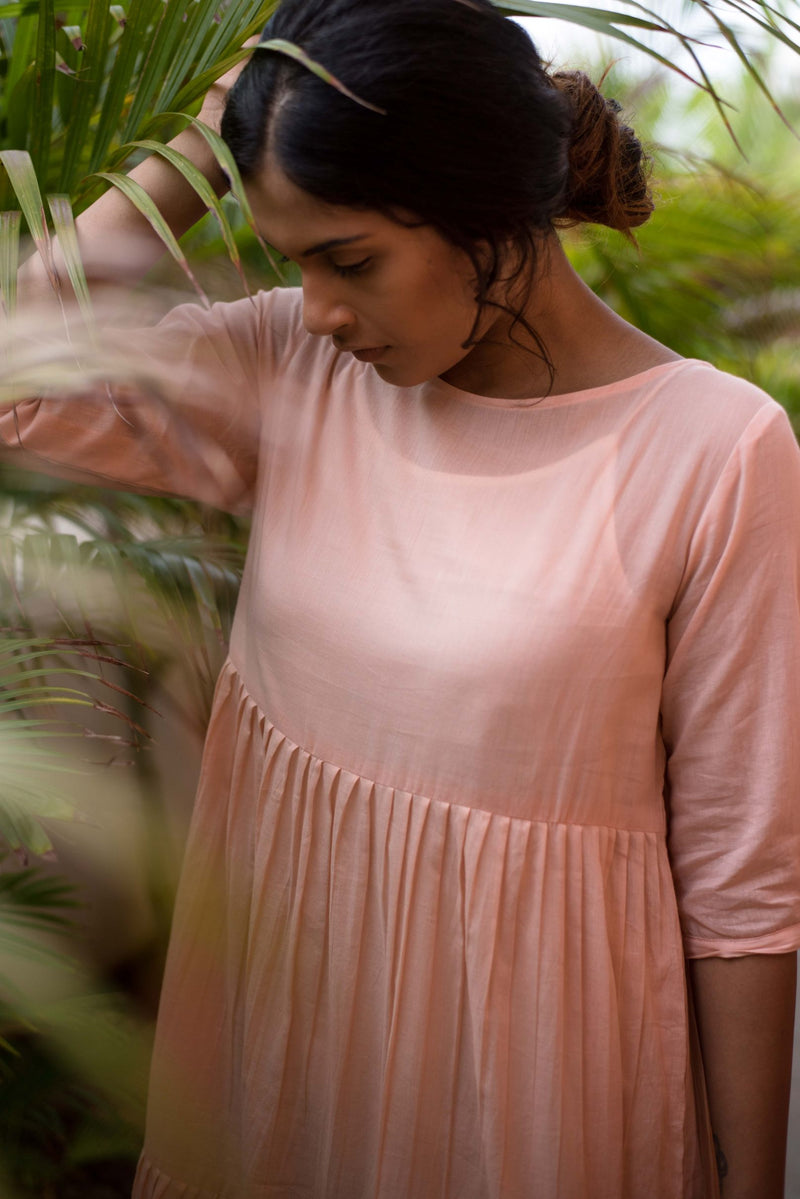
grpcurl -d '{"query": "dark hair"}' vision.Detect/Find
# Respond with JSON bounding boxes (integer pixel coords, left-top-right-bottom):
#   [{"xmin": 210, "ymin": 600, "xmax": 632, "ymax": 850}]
[{"xmin": 221, "ymin": 0, "xmax": 653, "ymax": 377}]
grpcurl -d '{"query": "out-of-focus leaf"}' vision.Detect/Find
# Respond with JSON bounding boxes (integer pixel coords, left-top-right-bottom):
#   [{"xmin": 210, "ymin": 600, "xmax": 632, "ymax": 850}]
[
  {"xmin": 122, "ymin": 0, "xmax": 193, "ymax": 139},
  {"xmin": 0, "ymin": 867, "xmax": 78, "ymax": 933},
  {"xmin": 91, "ymin": 170, "xmax": 210, "ymax": 305},
  {"xmin": 47, "ymin": 196, "xmax": 94, "ymax": 326},
  {"xmin": 0, "ymin": 151, "xmax": 58, "ymax": 290},
  {"xmin": 0, "ymin": 212, "xmax": 21, "ymax": 319},
  {"xmin": 59, "ymin": 0, "xmax": 113, "ymax": 195},
  {"xmin": 155, "ymin": 0, "xmax": 239, "ymax": 114},
  {"xmin": 30, "ymin": 0, "xmax": 56, "ymax": 183},
  {"xmin": 89, "ymin": 0, "xmax": 163, "ymax": 174}
]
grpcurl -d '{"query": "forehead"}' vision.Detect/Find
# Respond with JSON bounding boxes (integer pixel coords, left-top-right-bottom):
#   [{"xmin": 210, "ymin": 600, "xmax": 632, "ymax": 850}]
[{"xmin": 244, "ymin": 156, "xmax": 400, "ymax": 256}]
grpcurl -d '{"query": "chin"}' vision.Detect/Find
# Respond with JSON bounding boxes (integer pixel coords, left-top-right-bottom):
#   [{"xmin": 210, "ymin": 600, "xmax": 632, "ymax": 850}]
[{"xmin": 372, "ymin": 360, "xmax": 435, "ymax": 389}]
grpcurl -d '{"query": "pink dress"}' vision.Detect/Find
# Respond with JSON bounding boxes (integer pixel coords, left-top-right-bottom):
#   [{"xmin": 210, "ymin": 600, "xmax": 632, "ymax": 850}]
[{"xmin": 4, "ymin": 286, "xmax": 800, "ymax": 1199}]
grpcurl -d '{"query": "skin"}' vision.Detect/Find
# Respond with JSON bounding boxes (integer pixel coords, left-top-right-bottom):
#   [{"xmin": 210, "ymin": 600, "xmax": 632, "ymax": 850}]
[
  {"xmin": 690, "ymin": 954, "xmax": 796, "ymax": 1199},
  {"xmin": 244, "ymin": 152, "xmax": 680, "ymax": 399}
]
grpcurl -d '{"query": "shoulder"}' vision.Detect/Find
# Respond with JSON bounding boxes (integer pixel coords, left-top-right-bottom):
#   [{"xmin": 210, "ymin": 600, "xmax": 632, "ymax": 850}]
[
  {"xmin": 124, "ymin": 286, "xmax": 316, "ymax": 390},
  {"xmin": 150, "ymin": 285, "xmax": 307, "ymax": 357},
  {"xmin": 629, "ymin": 358, "xmax": 796, "ymax": 478},
  {"xmin": 644, "ymin": 358, "xmax": 779, "ymax": 430},
  {"xmin": 611, "ymin": 360, "xmax": 799, "ymax": 560}
]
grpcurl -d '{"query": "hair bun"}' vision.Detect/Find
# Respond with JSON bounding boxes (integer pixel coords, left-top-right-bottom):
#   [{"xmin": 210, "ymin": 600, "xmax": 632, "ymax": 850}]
[{"xmin": 551, "ymin": 70, "xmax": 653, "ymax": 236}]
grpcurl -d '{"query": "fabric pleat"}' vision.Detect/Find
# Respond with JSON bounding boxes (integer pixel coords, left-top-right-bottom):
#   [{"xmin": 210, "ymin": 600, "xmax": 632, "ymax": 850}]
[{"xmin": 134, "ymin": 661, "xmax": 712, "ymax": 1199}]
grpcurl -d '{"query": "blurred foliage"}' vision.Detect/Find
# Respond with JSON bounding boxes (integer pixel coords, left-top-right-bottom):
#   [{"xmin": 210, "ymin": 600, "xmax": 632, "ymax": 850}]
[
  {"xmin": 563, "ymin": 59, "xmax": 800, "ymax": 427},
  {"xmin": 0, "ymin": 477, "xmax": 246, "ymax": 1194}
]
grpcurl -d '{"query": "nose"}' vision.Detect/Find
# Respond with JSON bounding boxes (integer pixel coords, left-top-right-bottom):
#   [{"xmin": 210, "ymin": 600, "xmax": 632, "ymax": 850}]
[{"xmin": 301, "ymin": 275, "xmax": 355, "ymax": 338}]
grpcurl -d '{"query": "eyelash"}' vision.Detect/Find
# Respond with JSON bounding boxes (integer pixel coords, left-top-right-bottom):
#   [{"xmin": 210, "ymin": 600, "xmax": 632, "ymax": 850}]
[
  {"xmin": 332, "ymin": 257, "xmax": 372, "ymax": 278},
  {"xmin": 279, "ymin": 254, "xmax": 372, "ymax": 279}
]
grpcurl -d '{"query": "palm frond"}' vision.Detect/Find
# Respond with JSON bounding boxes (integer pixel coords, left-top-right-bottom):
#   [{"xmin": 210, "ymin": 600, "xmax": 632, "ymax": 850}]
[
  {"xmin": 497, "ymin": 0, "xmax": 799, "ymax": 133},
  {"xmin": 0, "ymin": 861, "xmax": 79, "ymax": 933},
  {"xmin": 91, "ymin": 170, "xmax": 211, "ymax": 304},
  {"xmin": 0, "ymin": 211, "xmax": 21, "ymax": 318}
]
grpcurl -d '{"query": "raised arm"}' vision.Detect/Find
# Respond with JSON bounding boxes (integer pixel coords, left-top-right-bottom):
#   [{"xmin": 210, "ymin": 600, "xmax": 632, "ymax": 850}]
[{"xmin": 5, "ymin": 47, "xmax": 270, "ymax": 511}]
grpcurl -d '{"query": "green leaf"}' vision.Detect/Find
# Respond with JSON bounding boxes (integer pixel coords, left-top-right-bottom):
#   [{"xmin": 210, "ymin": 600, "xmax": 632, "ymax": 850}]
[
  {"xmin": 497, "ymin": 1, "xmax": 712, "ymax": 90},
  {"xmin": 163, "ymin": 45, "xmax": 254, "ymax": 116},
  {"xmin": 89, "ymin": 0, "xmax": 163, "ymax": 174},
  {"xmin": 500, "ymin": 1, "xmax": 671, "ymax": 32},
  {"xmin": 190, "ymin": 0, "xmax": 274, "ymax": 81},
  {"xmin": 4, "ymin": 67, "xmax": 37, "ymax": 172},
  {"xmin": 58, "ymin": 0, "xmax": 113, "ymax": 195},
  {"xmin": 47, "ymin": 195, "xmax": 95, "ymax": 326},
  {"xmin": 3, "ymin": 11, "xmax": 37, "ymax": 103},
  {"xmin": 31, "ymin": 0, "xmax": 56, "ymax": 182},
  {"xmin": 122, "ymin": 139, "xmax": 249, "ymax": 290},
  {"xmin": 0, "ymin": 2, "xmax": 38, "ymax": 16},
  {"xmin": 257, "ymin": 37, "xmax": 388, "ymax": 115},
  {"xmin": 0, "ymin": 150, "xmax": 58, "ymax": 289},
  {"xmin": 122, "ymin": 0, "xmax": 196, "ymax": 139},
  {"xmin": 152, "ymin": 0, "xmax": 226, "ymax": 115},
  {"xmin": 145, "ymin": 112, "xmax": 276, "ymax": 269},
  {"xmin": 696, "ymin": 1, "xmax": 797, "ymax": 134},
  {"xmin": 90, "ymin": 170, "xmax": 210, "ymax": 304},
  {"xmin": 0, "ymin": 212, "xmax": 21, "ymax": 320}
]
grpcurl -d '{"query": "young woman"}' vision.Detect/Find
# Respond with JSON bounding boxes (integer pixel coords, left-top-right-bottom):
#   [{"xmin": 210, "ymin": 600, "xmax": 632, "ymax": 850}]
[{"xmin": 5, "ymin": 1, "xmax": 799, "ymax": 1196}]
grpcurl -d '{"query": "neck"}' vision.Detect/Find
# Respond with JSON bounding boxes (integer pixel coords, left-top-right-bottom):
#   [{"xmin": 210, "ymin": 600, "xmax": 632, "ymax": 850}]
[{"xmin": 440, "ymin": 236, "xmax": 679, "ymax": 400}]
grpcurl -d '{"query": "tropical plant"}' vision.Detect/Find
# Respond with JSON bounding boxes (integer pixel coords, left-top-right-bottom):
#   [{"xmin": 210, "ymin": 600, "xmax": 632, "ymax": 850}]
[
  {"xmin": 0, "ymin": 631, "xmax": 156, "ymax": 1196},
  {"xmin": 564, "ymin": 55, "xmax": 800, "ymax": 426}
]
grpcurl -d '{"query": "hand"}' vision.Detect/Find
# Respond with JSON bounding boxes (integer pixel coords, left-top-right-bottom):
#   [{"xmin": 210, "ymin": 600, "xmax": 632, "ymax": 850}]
[{"xmin": 198, "ymin": 36, "xmax": 260, "ymax": 134}]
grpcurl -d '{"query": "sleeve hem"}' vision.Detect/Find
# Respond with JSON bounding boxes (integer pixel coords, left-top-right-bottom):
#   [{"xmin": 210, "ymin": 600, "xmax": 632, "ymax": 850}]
[{"xmin": 683, "ymin": 922, "xmax": 800, "ymax": 959}]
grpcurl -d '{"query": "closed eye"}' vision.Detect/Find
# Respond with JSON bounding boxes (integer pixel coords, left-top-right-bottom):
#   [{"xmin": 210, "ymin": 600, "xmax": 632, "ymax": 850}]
[
  {"xmin": 278, "ymin": 253, "xmax": 373, "ymax": 279},
  {"xmin": 332, "ymin": 257, "xmax": 372, "ymax": 278}
]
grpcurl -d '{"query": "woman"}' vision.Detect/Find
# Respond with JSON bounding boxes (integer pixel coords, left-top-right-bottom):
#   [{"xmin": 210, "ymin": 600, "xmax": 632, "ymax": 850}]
[{"xmin": 5, "ymin": 1, "xmax": 799, "ymax": 1196}]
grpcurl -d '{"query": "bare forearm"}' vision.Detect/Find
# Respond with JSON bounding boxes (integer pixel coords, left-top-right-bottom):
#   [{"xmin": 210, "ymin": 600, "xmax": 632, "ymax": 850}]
[
  {"xmin": 688, "ymin": 952, "xmax": 796, "ymax": 1199},
  {"xmin": 75, "ymin": 123, "xmax": 229, "ymax": 268}
]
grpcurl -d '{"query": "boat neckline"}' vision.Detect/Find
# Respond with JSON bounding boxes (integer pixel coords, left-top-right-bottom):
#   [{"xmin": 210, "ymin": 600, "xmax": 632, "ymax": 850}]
[{"xmin": 419, "ymin": 357, "xmax": 707, "ymax": 411}]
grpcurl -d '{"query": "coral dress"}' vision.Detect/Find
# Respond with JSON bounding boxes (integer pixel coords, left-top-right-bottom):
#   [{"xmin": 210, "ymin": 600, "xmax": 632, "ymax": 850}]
[{"xmin": 4, "ymin": 287, "xmax": 800, "ymax": 1199}]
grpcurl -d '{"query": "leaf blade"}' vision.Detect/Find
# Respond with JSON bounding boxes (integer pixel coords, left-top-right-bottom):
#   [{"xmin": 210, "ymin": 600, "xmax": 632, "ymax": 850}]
[
  {"xmin": 31, "ymin": 0, "xmax": 56, "ymax": 182},
  {"xmin": 0, "ymin": 212, "xmax": 22, "ymax": 320},
  {"xmin": 90, "ymin": 170, "xmax": 210, "ymax": 304},
  {"xmin": 47, "ymin": 195, "xmax": 95, "ymax": 325},
  {"xmin": 257, "ymin": 37, "xmax": 388, "ymax": 115}
]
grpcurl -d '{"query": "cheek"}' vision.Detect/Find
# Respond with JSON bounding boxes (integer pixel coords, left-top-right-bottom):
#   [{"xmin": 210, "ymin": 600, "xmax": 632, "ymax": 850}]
[{"xmin": 408, "ymin": 269, "xmax": 474, "ymax": 342}]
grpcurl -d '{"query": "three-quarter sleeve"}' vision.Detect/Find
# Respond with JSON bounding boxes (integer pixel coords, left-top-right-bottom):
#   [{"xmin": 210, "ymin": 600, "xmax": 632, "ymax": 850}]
[
  {"xmin": 0, "ymin": 291, "xmax": 284, "ymax": 512},
  {"xmin": 662, "ymin": 401, "xmax": 800, "ymax": 958}
]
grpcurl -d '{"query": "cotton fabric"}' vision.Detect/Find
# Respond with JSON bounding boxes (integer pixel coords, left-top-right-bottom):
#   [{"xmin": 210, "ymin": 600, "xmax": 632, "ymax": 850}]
[{"xmin": 3, "ymin": 286, "xmax": 800, "ymax": 1199}]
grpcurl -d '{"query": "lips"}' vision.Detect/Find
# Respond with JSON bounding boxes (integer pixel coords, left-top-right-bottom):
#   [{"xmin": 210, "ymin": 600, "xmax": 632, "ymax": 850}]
[{"xmin": 347, "ymin": 346, "xmax": 389, "ymax": 363}]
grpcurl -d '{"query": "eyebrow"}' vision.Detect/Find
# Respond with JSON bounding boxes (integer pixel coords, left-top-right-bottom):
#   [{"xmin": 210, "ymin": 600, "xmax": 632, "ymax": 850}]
[{"xmin": 300, "ymin": 234, "xmax": 369, "ymax": 258}]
